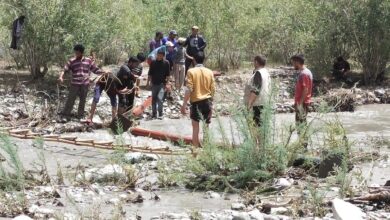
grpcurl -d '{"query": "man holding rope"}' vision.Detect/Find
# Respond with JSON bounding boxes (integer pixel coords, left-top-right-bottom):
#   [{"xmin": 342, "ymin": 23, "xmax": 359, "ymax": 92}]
[
  {"xmin": 117, "ymin": 56, "xmax": 141, "ymax": 115},
  {"xmin": 58, "ymin": 44, "xmax": 106, "ymax": 122}
]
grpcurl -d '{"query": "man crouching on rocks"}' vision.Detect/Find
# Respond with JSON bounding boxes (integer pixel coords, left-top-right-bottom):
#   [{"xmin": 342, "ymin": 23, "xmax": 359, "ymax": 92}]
[
  {"xmin": 181, "ymin": 51, "xmax": 215, "ymax": 148},
  {"xmin": 58, "ymin": 44, "xmax": 106, "ymax": 122}
]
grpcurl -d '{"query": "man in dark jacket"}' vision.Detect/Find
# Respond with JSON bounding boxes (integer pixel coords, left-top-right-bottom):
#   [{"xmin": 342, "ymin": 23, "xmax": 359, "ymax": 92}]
[
  {"xmin": 10, "ymin": 16, "xmax": 25, "ymax": 50},
  {"xmin": 184, "ymin": 26, "xmax": 207, "ymax": 74},
  {"xmin": 147, "ymin": 49, "xmax": 170, "ymax": 119},
  {"xmin": 116, "ymin": 57, "xmax": 141, "ymax": 114}
]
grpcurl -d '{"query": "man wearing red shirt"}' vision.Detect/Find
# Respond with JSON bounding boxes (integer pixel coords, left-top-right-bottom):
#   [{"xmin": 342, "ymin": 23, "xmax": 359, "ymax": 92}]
[{"xmin": 291, "ymin": 54, "xmax": 313, "ymax": 148}]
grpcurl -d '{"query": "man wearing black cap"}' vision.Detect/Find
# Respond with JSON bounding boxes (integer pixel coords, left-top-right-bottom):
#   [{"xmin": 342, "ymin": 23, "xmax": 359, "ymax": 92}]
[
  {"xmin": 163, "ymin": 30, "xmax": 178, "ymax": 47},
  {"xmin": 184, "ymin": 26, "xmax": 207, "ymax": 73},
  {"xmin": 116, "ymin": 56, "xmax": 141, "ymax": 114}
]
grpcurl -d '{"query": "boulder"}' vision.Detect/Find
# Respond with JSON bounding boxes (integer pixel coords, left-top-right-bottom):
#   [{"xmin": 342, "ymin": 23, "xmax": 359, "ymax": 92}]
[
  {"xmin": 232, "ymin": 212, "xmax": 251, "ymax": 220},
  {"xmin": 124, "ymin": 152, "xmax": 159, "ymax": 164},
  {"xmin": 204, "ymin": 191, "xmax": 221, "ymax": 199},
  {"xmin": 77, "ymin": 164, "xmax": 126, "ymax": 183},
  {"xmin": 13, "ymin": 215, "xmax": 33, "ymax": 220},
  {"xmin": 231, "ymin": 202, "xmax": 246, "ymax": 211},
  {"xmin": 248, "ymin": 209, "xmax": 264, "ymax": 220},
  {"xmin": 318, "ymin": 153, "xmax": 344, "ymax": 178},
  {"xmin": 332, "ymin": 198, "xmax": 365, "ymax": 220}
]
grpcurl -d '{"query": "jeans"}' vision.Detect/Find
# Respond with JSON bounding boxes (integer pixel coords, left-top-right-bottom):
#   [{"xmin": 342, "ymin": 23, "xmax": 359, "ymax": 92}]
[
  {"xmin": 62, "ymin": 84, "xmax": 89, "ymax": 118},
  {"xmin": 151, "ymin": 84, "xmax": 165, "ymax": 117},
  {"xmin": 93, "ymin": 84, "xmax": 117, "ymax": 107}
]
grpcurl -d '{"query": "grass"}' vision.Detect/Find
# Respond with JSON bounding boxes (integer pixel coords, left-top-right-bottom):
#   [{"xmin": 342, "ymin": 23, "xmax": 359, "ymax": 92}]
[{"xmin": 0, "ymin": 134, "xmax": 25, "ymax": 191}]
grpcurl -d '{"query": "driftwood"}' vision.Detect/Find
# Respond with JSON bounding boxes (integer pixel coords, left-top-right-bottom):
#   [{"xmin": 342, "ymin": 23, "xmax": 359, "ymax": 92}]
[{"xmin": 349, "ymin": 190, "xmax": 390, "ymax": 204}]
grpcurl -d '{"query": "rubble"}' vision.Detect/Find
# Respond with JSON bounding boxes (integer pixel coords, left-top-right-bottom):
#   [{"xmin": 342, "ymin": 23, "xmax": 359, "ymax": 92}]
[
  {"xmin": 124, "ymin": 152, "xmax": 159, "ymax": 164},
  {"xmin": 77, "ymin": 164, "xmax": 127, "ymax": 183}
]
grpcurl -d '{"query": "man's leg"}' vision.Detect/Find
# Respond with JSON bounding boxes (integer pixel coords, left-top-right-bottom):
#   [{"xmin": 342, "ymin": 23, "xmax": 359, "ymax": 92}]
[
  {"xmin": 173, "ymin": 64, "xmax": 180, "ymax": 90},
  {"xmin": 295, "ymin": 104, "xmax": 309, "ymax": 148},
  {"xmin": 125, "ymin": 92, "xmax": 135, "ymax": 112},
  {"xmin": 88, "ymin": 85, "xmax": 103, "ymax": 121},
  {"xmin": 185, "ymin": 58, "xmax": 192, "ymax": 77},
  {"xmin": 109, "ymin": 94, "xmax": 118, "ymax": 120},
  {"xmin": 157, "ymin": 84, "xmax": 165, "ymax": 117},
  {"xmin": 118, "ymin": 94, "xmax": 126, "ymax": 115},
  {"xmin": 151, "ymin": 85, "xmax": 158, "ymax": 118},
  {"xmin": 253, "ymin": 106, "xmax": 262, "ymax": 127},
  {"xmin": 191, "ymin": 120, "xmax": 200, "ymax": 147},
  {"xmin": 62, "ymin": 84, "xmax": 78, "ymax": 117},
  {"xmin": 180, "ymin": 64, "xmax": 186, "ymax": 90},
  {"xmin": 77, "ymin": 85, "xmax": 89, "ymax": 118}
]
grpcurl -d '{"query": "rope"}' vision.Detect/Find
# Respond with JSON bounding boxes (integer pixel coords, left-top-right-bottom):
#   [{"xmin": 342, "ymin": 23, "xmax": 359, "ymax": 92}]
[{"xmin": 1, "ymin": 128, "xmax": 188, "ymax": 156}]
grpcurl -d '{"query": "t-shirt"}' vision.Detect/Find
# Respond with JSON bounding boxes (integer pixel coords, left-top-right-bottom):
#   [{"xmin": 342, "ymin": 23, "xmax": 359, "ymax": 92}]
[
  {"xmin": 294, "ymin": 68, "xmax": 313, "ymax": 104},
  {"xmin": 116, "ymin": 64, "xmax": 135, "ymax": 90},
  {"xmin": 186, "ymin": 64, "xmax": 215, "ymax": 103},
  {"xmin": 148, "ymin": 60, "xmax": 170, "ymax": 85},
  {"xmin": 64, "ymin": 57, "xmax": 102, "ymax": 85},
  {"xmin": 131, "ymin": 64, "xmax": 143, "ymax": 77},
  {"xmin": 97, "ymin": 74, "xmax": 118, "ymax": 96},
  {"xmin": 173, "ymin": 46, "xmax": 186, "ymax": 64},
  {"xmin": 185, "ymin": 35, "xmax": 207, "ymax": 56},
  {"xmin": 149, "ymin": 39, "xmax": 162, "ymax": 53},
  {"xmin": 163, "ymin": 37, "xmax": 178, "ymax": 47}
]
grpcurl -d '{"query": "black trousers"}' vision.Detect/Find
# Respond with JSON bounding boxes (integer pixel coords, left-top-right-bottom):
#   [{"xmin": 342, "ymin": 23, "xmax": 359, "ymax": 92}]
[{"xmin": 253, "ymin": 106, "xmax": 263, "ymax": 127}]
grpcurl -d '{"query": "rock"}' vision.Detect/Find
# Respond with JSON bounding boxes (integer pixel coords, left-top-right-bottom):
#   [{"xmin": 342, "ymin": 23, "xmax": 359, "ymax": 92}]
[
  {"xmin": 232, "ymin": 212, "xmax": 251, "ymax": 220},
  {"xmin": 248, "ymin": 209, "xmax": 264, "ymax": 220},
  {"xmin": 232, "ymin": 202, "xmax": 246, "ymax": 211},
  {"xmin": 28, "ymin": 205, "xmax": 55, "ymax": 217},
  {"xmin": 332, "ymin": 198, "xmax": 365, "ymax": 220},
  {"xmin": 204, "ymin": 191, "xmax": 221, "ymax": 199},
  {"xmin": 270, "ymin": 207, "xmax": 289, "ymax": 215},
  {"xmin": 78, "ymin": 164, "xmax": 126, "ymax": 183},
  {"xmin": 273, "ymin": 178, "xmax": 292, "ymax": 190},
  {"xmin": 124, "ymin": 152, "xmax": 159, "ymax": 164},
  {"xmin": 13, "ymin": 215, "xmax": 33, "ymax": 220},
  {"xmin": 318, "ymin": 153, "xmax": 344, "ymax": 178},
  {"xmin": 63, "ymin": 213, "xmax": 78, "ymax": 220},
  {"xmin": 385, "ymin": 180, "xmax": 390, "ymax": 186},
  {"xmin": 374, "ymin": 89, "xmax": 385, "ymax": 97},
  {"xmin": 162, "ymin": 212, "xmax": 190, "ymax": 219},
  {"xmin": 262, "ymin": 214, "xmax": 279, "ymax": 220}
]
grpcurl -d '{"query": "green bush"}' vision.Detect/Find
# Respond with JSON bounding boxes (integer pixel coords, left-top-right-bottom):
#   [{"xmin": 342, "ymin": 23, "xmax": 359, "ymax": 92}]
[{"xmin": 0, "ymin": 0, "xmax": 388, "ymax": 81}]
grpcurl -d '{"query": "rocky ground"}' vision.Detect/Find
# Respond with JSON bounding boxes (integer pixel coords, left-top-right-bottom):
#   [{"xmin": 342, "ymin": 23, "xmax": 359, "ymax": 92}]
[{"xmin": 0, "ymin": 66, "xmax": 390, "ymax": 220}]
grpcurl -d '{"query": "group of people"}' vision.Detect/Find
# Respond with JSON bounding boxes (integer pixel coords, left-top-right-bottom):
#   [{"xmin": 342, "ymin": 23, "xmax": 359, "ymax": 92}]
[
  {"xmin": 244, "ymin": 54, "xmax": 313, "ymax": 148},
  {"xmin": 58, "ymin": 25, "xmax": 313, "ymax": 148}
]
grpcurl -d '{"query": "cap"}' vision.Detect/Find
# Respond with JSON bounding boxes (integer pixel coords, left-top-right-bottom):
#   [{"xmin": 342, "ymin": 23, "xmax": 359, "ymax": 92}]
[
  {"xmin": 192, "ymin": 25, "xmax": 199, "ymax": 30},
  {"xmin": 178, "ymin": 37, "xmax": 186, "ymax": 44},
  {"xmin": 169, "ymin": 30, "xmax": 177, "ymax": 35},
  {"xmin": 165, "ymin": 41, "xmax": 174, "ymax": 47}
]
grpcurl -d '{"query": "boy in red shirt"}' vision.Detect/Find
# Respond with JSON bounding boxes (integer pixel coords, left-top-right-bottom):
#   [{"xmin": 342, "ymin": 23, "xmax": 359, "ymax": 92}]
[{"xmin": 291, "ymin": 54, "xmax": 313, "ymax": 148}]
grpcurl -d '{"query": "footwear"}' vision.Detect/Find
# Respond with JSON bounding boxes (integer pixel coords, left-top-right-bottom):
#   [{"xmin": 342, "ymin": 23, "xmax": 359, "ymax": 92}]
[
  {"xmin": 85, "ymin": 118, "xmax": 94, "ymax": 125},
  {"xmin": 157, "ymin": 116, "xmax": 164, "ymax": 120}
]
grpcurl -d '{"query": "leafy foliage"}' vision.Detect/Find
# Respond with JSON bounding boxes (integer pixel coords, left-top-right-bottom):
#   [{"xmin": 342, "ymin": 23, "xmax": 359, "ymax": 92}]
[{"xmin": 0, "ymin": 0, "xmax": 388, "ymax": 82}]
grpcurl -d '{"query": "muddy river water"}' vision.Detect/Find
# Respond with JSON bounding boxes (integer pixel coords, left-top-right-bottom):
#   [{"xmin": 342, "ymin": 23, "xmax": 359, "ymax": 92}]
[{"xmin": 6, "ymin": 104, "xmax": 390, "ymax": 219}]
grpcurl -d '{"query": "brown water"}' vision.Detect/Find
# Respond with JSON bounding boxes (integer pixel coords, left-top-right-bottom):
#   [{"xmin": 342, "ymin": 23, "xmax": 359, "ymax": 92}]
[{"xmin": 5, "ymin": 104, "xmax": 389, "ymax": 219}]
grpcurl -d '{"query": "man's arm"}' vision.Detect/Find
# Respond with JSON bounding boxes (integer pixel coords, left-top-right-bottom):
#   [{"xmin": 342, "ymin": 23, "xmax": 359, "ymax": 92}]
[
  {"xmin": 181, "ymin": 72, "xmax": 193, "ymax": 115},
  {"xmin": 90, "ymin": 60, "xmax": 104, "ymax": 75},
  {"xmin": 199, "ymin": 37, "xmax": 207, "ymax": 50},
  {"xmin": 298, "ymin": 75, "xmax": 310, "ymax": 105},
  {"xmin": 247, "ymin": 71, "xmax": 262, "ymax": 108},
  {"xmin": 147, "ymin": 62, "xmax": 153, "ymax": 87},
  {"xmin": 58, "ymin": 60, "xmax": 71, "ymax": 83}
]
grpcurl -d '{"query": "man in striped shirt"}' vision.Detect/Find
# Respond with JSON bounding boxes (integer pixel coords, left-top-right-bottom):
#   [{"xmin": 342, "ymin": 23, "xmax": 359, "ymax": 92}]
[{"xmin": 58, "ymin": 44, "xmax": 104, "ymax": 120}]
